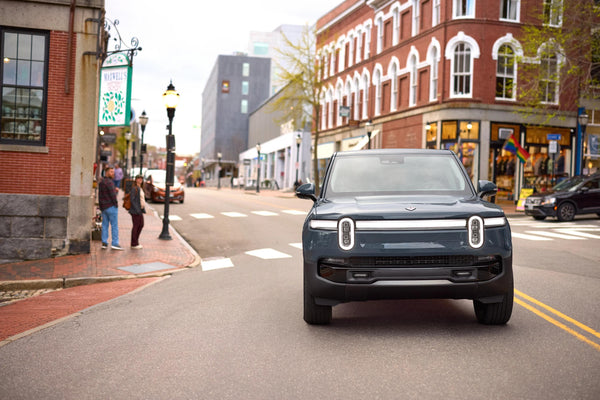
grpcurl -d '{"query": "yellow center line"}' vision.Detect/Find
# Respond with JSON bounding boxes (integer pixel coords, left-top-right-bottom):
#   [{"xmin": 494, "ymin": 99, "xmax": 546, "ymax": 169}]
[
  {"xmin": 514, "ymin": 290, "xmax": 600, "ymax": 352},
  {"xmin": 515, "ymin": 289, "xmax": 600, "ymax": 340}
]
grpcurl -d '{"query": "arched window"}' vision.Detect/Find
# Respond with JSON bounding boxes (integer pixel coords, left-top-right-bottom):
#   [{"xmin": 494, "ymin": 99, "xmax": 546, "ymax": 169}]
[
  {"xmin": 362, "ymin": 74, "xmax": 370, "ymax": 119},
  {"xmin": 353, "ymin": 77, "xmax": 361, "ymax": 120},
  {"xmin": 429, "ymin": 46, "xmax": 439, "ymax": 101},
  {"xmin": 452, "ymin": 43, "xmax": 472, "ymax": 97},
  {"xmin": 374, "ymin": 69, "xmax": 382, "ymax": 116},
  {"xmin": 376, "ymin": 15, "xmax": 384, "ymax": 54},
  {"xmin": 496, "ymin": 44, "xmax": 515, "ymax": 100},
  {"xmin": 540, "ymin": 50, "xmax": 559, "ymax": 104},
  {"xmin": 390, "ymin": 63, "xmax": 398, "ymax": 111},
  {"xmin": 409, "ymin": 55, "xmax": 418, "ymax": 106}
]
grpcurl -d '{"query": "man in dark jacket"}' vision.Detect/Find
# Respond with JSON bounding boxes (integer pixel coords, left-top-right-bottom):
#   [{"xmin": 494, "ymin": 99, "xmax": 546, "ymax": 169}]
[{"xmin": 98, "ymin": 166, "xmax": 123, "ymax": 250}]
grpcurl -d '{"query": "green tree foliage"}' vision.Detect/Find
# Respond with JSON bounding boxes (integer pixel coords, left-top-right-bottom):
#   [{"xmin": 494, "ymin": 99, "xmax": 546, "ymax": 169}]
[
  {"xmin": 517, "ymin": 0, "xmax": 600, "ymax": 120},
  {"xmin": 271, "ymin": 24, "xmax": 324, "ymax": 192}
]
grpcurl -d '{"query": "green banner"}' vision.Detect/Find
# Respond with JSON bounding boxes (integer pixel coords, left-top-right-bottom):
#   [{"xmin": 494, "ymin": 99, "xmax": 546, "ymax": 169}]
[{"xmin": 98, "ymin": 53, "xmax": 132, "ymax": 127}]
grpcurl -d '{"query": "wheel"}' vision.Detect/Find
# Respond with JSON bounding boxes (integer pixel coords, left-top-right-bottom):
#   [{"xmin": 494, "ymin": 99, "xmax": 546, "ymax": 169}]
[
  {"xmin": 473, "ymin": 284, "xmax": 513, "ymax": 325},
  {"xmin": 533, "ymin": 216, "xmax": 546, "ymax": 221},
  {"xmin": 557, "ymin": 202, "xmax": 576, "ymax": 222},
  {"xmin": 304, "ymin": 280, "xmax": 332, "ymax": 325}
]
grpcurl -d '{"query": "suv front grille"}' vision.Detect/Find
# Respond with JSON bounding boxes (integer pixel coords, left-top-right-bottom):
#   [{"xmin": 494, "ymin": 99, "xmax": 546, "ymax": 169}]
[{"xmin": 349, "ymin": 255, "xmax": 477, "ymax": 267}]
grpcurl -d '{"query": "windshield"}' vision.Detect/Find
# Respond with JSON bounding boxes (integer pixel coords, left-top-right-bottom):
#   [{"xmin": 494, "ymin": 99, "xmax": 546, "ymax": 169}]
[
  {"xmin": 147, "ymin": 170, "xmax": 166, "ymax": 184},
  {"xmin": 552, "ymin": 176, "xmax": 585, "ymax": 192},
  {"xmin": 324, "ymin": 153, "xmax": 474, "ymax": 198}
]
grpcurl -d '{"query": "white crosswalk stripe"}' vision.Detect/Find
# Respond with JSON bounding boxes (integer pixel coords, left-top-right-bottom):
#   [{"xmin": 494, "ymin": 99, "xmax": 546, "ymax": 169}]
[
  {"xmin": 524, "ymin": 230, "xmax": 586, "ymax": 240},
  {"xmin": 289, "ymin": 243, "xmax": 303, "ymax": 249},
  {"xmin": 190, "ymin": 213, "xmax": 214, "ymax": 219},
  {"xmin": 251, "ymin": 211, "xmax": 278, "ymax": 216},
  {"xmin": 554, "ymin": 229, "xmax": 600, "ymax": 239},
  {"xmin": 282, "ymin": 210, "xmax": 307, "ymax": 215},
  {"xmin": 221, "ymin": 212, "xmax": 247, "ymax": 218},
  {"xmin": 511, "ymin": 232, "xmax": 553, "ymax": 241},
  {"xmin": 160, "ymin": 215, "xmax": 182, "ymax": 221},
  {"xmin": 245, "ymin": 248, "xmax": 292, "ymax": 259},
  {"xmin": 201, "ymin": 257, "xmax": 234, "ymax": 271}
]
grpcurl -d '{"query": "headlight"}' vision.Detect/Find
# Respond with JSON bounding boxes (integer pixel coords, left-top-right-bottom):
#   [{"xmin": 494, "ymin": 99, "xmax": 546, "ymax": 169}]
[
  {"xmin": 338, "ymin": 217, "xmax": 355, "ymax": 251},
  {"xmin": 541, "ymin": 197, "xmax": 556, "ymax": 206},
  {"xmin": 468, "ymin": 216, "xmax": 484, "ymax": 248}
]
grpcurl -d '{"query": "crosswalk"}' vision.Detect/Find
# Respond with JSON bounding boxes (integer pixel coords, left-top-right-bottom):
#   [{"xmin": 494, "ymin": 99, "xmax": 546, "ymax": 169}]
[
  {"xmin": 508, "ymin": 219, "xmax": 600, "ymax": 242},
  {"xmin": 201, "ymin": 243, "xmax": 302, "ymax": 272}
]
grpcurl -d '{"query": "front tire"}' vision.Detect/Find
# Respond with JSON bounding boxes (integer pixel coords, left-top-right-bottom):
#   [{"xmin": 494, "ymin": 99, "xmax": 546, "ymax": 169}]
[
  {"xmin": 557, "ymin": 202, "xmax": 576, "ymax": 222},
  {"xmin": 474, "ymin": 284, "xmax": 513, "ymax": 325},
  {"xmin": 304, "ymin": 281, "xmax": 332, "ymax": 325}
]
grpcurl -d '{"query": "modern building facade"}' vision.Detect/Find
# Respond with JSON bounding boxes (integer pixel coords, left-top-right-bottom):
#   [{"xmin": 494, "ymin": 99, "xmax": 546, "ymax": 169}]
[
  {"xmin": 315, "ymin": 0, "xmax": 598, "ymax": 202},
  {"xmin": 200, "ymin": 54, "xmax": 271, "ymax": 185},
  {"xmin": 0, "ymin": 0, "xmax": 105, "ymax": 262}
]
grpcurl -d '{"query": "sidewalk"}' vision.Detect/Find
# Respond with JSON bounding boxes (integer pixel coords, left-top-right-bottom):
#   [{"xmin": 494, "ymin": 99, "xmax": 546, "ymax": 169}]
[{"xmin": 0, "ymin": 195, "xmax": 201, "ymax": 291}]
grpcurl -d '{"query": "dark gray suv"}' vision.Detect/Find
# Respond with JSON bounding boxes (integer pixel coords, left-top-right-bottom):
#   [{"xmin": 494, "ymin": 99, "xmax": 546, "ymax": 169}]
[{"xmin": 297, "ymin": 149, "xmax": 513, "ymax": 325}]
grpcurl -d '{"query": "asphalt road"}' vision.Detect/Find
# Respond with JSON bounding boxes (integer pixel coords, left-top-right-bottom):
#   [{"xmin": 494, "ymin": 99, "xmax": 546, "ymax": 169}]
[{"xmin": 0, "ymin": 188, "xmax": 598, "ymax": 399}]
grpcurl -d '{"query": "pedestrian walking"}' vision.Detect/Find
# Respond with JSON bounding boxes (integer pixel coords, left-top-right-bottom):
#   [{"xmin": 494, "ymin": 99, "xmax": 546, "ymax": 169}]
[
  {"xmin": 98, "ymin": 166, "xmax": 123, "ymax": 250},
  {"xmin": 113, "ymin": 163, "xmax": 123, "ymax": 189},
  {"xmin": 129, "ymin": 174, "xmax": 146, "ymax": 249}
]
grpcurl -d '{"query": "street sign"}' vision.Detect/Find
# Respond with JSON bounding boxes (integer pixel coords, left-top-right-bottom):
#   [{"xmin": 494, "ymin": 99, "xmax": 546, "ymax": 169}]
[
  {"xmin": 549, "ymin": 140, "xmax": 558, "ymax": 153},
  {"xmin": 547, "ymin": 133, "xmax": 561, "ymax": 141}
]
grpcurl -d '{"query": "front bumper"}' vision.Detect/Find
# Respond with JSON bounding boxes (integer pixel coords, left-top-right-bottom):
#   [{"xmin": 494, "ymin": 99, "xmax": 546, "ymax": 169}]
[
  {"xmin": 524, "ymin": 204, "xmax": 556, "ymax": 218},
  {"xmin": 303, "ymin": 225, "xmax": 513, "ymax": 305}
]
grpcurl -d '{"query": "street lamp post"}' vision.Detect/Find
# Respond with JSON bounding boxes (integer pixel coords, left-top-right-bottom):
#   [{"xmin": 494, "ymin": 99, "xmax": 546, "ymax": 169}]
[
  {"xmin": 125, "ymin": 131, "xmax": 132, "ymax": 179},
  {"xmin": 365, "ymin": 119, "xmax": 372, "ymax": 149},
  {"xmin": 217, "ymin": 152, "xmax": 222, "ymax": 189},
  {"xmin": 295, "ymin": 133, "xmax": 302, "ymax": 188},
  {"xmin": 138, "ymin": 110, "xmax": 148, "ymax": 176},
  {"xmin": 578, "ymin": 111, "xmax": 589, "ymax": 175},
  {"xmin": 159, "ymin": 81, "xmax": 179, "ymax": 240},
  {"xmin": 256, "ymin": 143, "xmax": 261, "ymax": 193}
]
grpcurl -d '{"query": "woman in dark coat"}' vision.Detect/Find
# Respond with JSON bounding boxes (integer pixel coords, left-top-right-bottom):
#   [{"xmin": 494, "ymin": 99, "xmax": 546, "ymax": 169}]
[{"xmin": 129, "ymin": 175, "xmax": 146, "ymax": 249}]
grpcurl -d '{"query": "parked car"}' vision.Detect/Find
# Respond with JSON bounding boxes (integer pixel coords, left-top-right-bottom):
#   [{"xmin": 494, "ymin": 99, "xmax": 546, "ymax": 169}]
[
  {"xmin": 297, "ymin": 149, "xmax": 513, "ymax": 325},
  {"xmin": 143, "ymin": 169, "xmax": 185, "ymax": 203},
  {"xmin": 524, "ymin": 173, "xmax": 600, "ymax": 221}
]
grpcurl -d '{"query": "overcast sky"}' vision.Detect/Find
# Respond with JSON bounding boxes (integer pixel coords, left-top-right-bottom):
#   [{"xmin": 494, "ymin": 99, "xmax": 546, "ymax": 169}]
[{"xmin": 104, "ymin": 0, "xmax": 342, "ymax": 156}]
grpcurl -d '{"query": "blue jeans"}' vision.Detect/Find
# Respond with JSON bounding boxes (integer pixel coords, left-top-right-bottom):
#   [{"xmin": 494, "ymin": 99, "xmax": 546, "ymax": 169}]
[{"xmin": 101, "ymin": 206, "xmax": 119, "ymax": 246}]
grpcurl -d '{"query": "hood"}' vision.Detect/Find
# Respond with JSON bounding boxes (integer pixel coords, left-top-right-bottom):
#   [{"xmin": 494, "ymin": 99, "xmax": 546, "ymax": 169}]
[{"xmin": 314, "ymin": 195, "xmax": 503, "ymax": 220}]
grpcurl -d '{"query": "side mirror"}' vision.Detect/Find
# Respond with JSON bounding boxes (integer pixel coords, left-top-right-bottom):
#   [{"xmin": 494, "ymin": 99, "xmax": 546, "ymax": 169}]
[
  {"xmin": 477, "ymin": 180, "xmax": 497, "ymax": 198},
  {"xmin": 296, "ymin": 182, "xmax": 317, "ymax": 202}
]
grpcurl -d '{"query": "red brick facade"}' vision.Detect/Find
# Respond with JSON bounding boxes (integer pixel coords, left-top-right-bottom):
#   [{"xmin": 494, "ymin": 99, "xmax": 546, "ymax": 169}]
[{"xmin": 0, "ymin": 31, "xmax": 75, "ymax": 196}]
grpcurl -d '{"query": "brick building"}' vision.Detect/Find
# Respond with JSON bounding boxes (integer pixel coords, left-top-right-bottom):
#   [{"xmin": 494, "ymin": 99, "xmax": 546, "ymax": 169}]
[
  {"xmin": 315, "ymin": 0, "xmax": 596, "ymax": 201},
  {"xmin": 0, "ymin": 0, "xmax": 105, "ymax": 262}
]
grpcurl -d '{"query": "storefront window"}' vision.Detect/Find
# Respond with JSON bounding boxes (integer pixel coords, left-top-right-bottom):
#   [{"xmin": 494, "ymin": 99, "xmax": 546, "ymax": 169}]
[
  {"xmin": 441, "ymin": 120, "xmax": 480, "ymax": 182},
  {"xmin": 425, "ymin": 122, "xmax": 438, "ymax": 149},
  {"xmin": 523, "ymin": 126, "xmax": 572, "ymax": 192}
]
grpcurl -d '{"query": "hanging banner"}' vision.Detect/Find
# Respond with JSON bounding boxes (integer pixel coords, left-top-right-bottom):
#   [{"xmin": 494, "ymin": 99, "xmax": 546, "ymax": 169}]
[{"xmin": 98, "ymin": 53, "xmax": 132, "ymax": 127}]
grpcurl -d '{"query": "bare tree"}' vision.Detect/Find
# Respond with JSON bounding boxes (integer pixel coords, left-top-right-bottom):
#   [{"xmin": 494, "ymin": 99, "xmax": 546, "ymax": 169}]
[
  {"xmin": 271, "ymin": 24, "xmax": 324, "ymax": 192},
  {"xmin": 517, "ymin": 0, "xmax": 600, "ymax": 120}
]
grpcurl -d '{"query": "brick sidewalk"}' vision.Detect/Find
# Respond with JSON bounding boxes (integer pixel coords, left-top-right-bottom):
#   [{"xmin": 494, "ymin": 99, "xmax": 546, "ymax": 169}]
[{"xmin": 0, "ymin": 196, "xmax": 200, "ymax": 288}]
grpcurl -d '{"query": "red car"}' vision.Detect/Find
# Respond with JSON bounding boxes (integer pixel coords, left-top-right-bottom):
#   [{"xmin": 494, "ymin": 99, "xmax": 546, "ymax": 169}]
[{"xmin": 143, "ymin": 169, "xmax": 185, "ymax": 203}]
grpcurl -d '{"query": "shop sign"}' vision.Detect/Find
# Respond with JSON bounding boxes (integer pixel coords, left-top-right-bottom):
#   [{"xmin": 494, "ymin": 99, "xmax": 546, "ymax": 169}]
[
  {"xmin": 516, "ymin": 188, "xmax": 534, "ymax": 211},
  {"xmin": 588, "ymin": 134, "xmax": 599, "ymax": 156},
  {"xmin": 339, "ymin": 106, "xmax": 350, "ymax": 117},
  {"xmin": 548, "ymin": 140, "xmax": 558, "ymax": 153},
  {"xmin": 98, "ymin": 53, "xmax": 132, "ymax": 127},
  {"xmin": 547, "ymin": 133, "xmax": 561, "ymax": 141}
]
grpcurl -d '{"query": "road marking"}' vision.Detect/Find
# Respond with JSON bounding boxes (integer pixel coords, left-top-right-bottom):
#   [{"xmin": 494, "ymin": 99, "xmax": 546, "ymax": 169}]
[
  {"xmin": 514, "ymin": 289, "xmax": 600, "ymax": 352},
  {"xmin": 524, "ymin": 230, "xmax": 586, "ymax": 240},
  {"xmin": 160, "ymin": 215, "xmax": 182, "ymax": 221},
  {"xmin": 282, "ymin": 210, "xmax": 307, "ymax": 215},
  {"xmin": 289, "ymin": 243, "xmax": 302, "ymax": 249},
  {"xmin": 555, "ymin": 229, "xmax": 600, "ymax": 239},
  {"xmin": 245, "ymin": 248, "xmax": 292, "ymax": 259},
  {"xmin": 252, "ymin": 211, "xmax": 278, "ymax": 216},
  {"xmin": 191, "ymin": 213, "xmax": 214, "ymax": 219},
  {"xmin": 201, "ymin": 257, "xmax": 234, "ymax": 271},
  {"xmin": 221, "ymin": 212, "xmax": 247, "ymax": 218},
  {"xmin": 511, "ymin": 232, "xmax": 552, "ymax": 241}
]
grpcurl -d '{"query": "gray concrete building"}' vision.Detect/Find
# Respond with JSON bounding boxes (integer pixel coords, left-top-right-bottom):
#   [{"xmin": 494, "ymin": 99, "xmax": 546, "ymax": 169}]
[{"xmin": 200, "ymin": 54, "xmax": 271, "ymax": 185}]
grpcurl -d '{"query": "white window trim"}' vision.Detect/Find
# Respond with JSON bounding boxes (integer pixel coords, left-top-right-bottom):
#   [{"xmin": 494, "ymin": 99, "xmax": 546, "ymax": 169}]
[
  {"xmin": 388, "ymin": 57, "xmax": 400, "ymax": 112},
  {"xmin": 492, "ymin": 34, "xmax": 523, "ymax": 101},
  {"xmin": 361, "ymin": 69, "xmax": 371, "ymax": 120},
  {"xmin": 543, "ymin": 0, "xmax": 563, "ymax": 28},
  {"xmin": 445, "ymin": 32, "xmax": 480, "ymax": 99},
  {"xmin": 372, "ymin": 65, "xmax": 383, "ymax": 116},
  {"xmin": 500, "ymin": 0, "xmax": 521, "ymax": 23},
  {"xmin": 427, "ymin": 38, "xmax": 441, "ymax": 102},
  {"xmin": 376, "ymin": 13, "xmax": 384, "ymax": 54},
  {"xmin": 412, "ymin": 0, "xmax": 420, "ymax": 36},
  {"xmin": 433, "ymin": 0, "xmax": 441, "ymax": 26},
  {"xmin": 453, "ymin": 0, "xmax": 476, "ymax": 19}
]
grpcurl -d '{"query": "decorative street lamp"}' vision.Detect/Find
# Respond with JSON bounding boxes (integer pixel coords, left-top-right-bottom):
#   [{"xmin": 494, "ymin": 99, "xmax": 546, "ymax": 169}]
[
  {"xmin": 138, "ymin": 110, "xmax": 148, "ymax": 176},
  {"xmin": 217, "ymin": 152, "xmax": 222, "ymax": 189},
  {"xmin": 295, "ymin": 133, "xmax": 302, "ymax": 188},
  {"xmin": 159, "ymin": 81, "xmax": 180, "ymax": 240},
  {"xmin": 365, "ymin": 119, "xmax": 372, "ymax": 149},
  {"xmin": 256, "ymin": 143, "xmax": 261, "ymax": 193},
  {"xmin": 125, "ymin": 131, "xmax": 132, "ymax": 179}
]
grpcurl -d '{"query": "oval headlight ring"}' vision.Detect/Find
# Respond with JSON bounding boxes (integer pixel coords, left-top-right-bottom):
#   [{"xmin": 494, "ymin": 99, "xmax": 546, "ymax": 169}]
[
  {"xmin": 468, "ymin": 216, "xmax": 484, "ymax": 248},
  {"xmin": 338, "ymin": 217, "xmax": 355, "ymax": 251}
]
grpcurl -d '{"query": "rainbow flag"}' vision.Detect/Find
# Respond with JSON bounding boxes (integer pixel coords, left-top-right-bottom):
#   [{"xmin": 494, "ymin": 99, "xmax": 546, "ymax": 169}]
[{"xmin": 504, "ymin": 134, "xmax": 530, "ymax": 163}]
